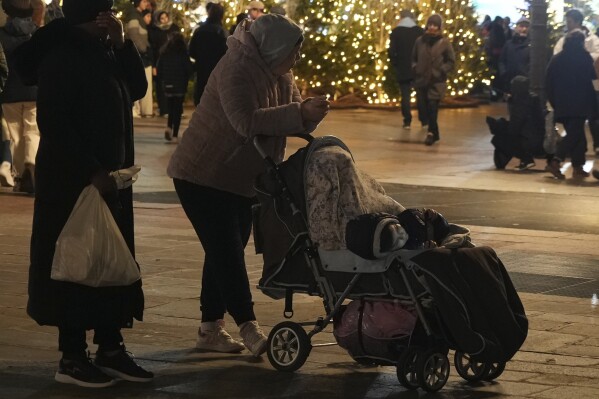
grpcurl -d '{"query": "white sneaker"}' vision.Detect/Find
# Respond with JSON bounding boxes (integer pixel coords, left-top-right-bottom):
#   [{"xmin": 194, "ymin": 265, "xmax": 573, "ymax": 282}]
[
  {"xmin": 239, "ymin": 321, "xmax": 268, "ymax": 357},
  {"xmin": 195, "ymin": 320, "xmax": 245, "ymax": 353},
  {"xmin": 0, "ymin": 161, "xmax": 14, "ymax": 187}
]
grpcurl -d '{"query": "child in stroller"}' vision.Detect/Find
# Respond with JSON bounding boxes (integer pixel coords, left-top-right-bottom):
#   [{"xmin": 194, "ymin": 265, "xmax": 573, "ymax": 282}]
[{"xmin": 252, "ymin": 135, "xmax": 528, "ymax": 393}]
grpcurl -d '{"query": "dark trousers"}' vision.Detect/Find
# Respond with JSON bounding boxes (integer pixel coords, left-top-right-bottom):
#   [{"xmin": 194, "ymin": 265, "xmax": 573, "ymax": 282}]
[
  {"xmin": 155, "ymin": 76, "xmax": 168, "ymax": 116},
  {"xmin": 0, "ymin": 140, "xmax": 11, "ymax": 163},
  {"xmin": 173, "ymin": 179, "xmax": 256, "ymax": 325},
  {"xmin": 398, "ymin": 81, "xmax": 412, "ymax": 126},
  {"xmin": 416, "ymin": 88, "xmax": 440, "ymax": 137},
  {"xmin": 557, "ymin": 117, "xmax": 587, "ymax": 167},
  {"xmin": 167, "ymin": 96, "xmax": 185, "ymax": 137},
  {"xmin": 588, "ymin": 119, "xmax": 599, "ymax": 150},
  {"xmin": 58, "ymin": 326, "xmax": 122, "ymax": 355}
]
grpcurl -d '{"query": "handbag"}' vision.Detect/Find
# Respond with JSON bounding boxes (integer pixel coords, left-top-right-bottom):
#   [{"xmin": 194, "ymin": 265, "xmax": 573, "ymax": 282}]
[{"xmin": 51, "ymin": 185, "xmax": 141, "ymax": 287}]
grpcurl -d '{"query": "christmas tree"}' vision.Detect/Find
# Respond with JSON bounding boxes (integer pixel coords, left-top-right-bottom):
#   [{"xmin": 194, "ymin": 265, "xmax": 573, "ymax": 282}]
[{"xmin": 293, "ymin": 0, "xmax": 488, "ymax": 103}]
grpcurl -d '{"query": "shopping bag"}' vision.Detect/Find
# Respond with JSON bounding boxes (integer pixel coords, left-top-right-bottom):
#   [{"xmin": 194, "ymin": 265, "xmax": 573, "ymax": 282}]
[{"xmin": 51, "ymin": 185, "xmax": 141, "ymax": 287}]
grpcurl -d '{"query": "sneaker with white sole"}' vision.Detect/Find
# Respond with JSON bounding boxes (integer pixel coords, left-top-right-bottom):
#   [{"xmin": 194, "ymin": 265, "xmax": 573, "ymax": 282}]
[
  {"xmin": 55, "ymin": 353, "xmax": 116, "ymax": 388},
  {"xmin": 239, "ymin": 321, "xmax": 268, "ymax": 357},
  {"xmin": 196, "ymin": 320, "xmax": 245, "ymax": 353}
]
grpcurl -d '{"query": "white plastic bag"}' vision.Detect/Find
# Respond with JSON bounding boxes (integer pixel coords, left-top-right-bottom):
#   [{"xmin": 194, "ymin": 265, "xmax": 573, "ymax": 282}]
[{"xmin": 51, "ymin": 185, "xmax": 141, "ymax": 287}]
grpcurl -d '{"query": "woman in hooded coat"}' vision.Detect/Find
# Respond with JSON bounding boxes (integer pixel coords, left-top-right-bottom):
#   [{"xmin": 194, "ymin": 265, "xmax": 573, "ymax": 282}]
[{"xmin": 167, "ymin": 14, "xmax": 329, "ymax": 357}]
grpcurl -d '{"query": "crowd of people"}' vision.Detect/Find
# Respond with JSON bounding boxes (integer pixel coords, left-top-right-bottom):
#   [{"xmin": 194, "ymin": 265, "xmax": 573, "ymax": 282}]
[
  {"xmin": 389, "ymin": 8, "xmax": 599, "ymax": 180},
  {"xmin": 0, "ymin": 0, "xmax": 598, "ymax": 391}
]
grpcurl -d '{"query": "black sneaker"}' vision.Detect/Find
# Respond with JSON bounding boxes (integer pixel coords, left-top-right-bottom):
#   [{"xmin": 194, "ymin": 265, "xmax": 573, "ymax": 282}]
[
  {"xmin": 94, "ymin": 346, "xmax": 154, "ymax": 382},
  {"xmin": 514, "ymin": 161, "xmax": 535, "ymax": 171},
  {"xmin": 55, "ymin": 355, "xmax": 116, "ymax": 388},
  {"xmin": 424, "ymin": 132, "xmax": 439, "ymax": 146}
]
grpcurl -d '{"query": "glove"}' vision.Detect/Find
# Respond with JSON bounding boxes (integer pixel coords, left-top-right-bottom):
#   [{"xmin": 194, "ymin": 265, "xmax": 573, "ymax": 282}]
[{"xmin": 110, "ymin": 165, "xmax": 141, "ymax": 189}]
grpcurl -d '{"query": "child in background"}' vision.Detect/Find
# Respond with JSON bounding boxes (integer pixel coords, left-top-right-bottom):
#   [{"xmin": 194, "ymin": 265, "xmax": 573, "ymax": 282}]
[{"xmin": 156, "ymin": 32, "xmax": 193, "ymax": 142}]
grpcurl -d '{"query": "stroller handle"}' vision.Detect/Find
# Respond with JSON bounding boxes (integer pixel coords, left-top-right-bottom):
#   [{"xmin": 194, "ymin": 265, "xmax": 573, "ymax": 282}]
[{"xmin": 253, "ymin": 134, "xmax": 313, "ymax": 161}]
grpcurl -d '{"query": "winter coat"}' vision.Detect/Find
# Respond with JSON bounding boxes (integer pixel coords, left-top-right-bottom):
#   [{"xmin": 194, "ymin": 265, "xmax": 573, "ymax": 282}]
[
  {"xmin": 167, "ymin": 20, "xmax": 314, "ymax": 198},
  {"xmin": 546, "ymin": 45, "xmax": 597, "ymax": 122},
  {"xmin": 388, "ymin": 19, "xmax": 424, "ymax": 83},
  {"xmin": 188, "ymin": 21, "xmax": 228, "ymax": 100},
  {"xmin": 157, "ymin": 49, "xmax": 193, "ymax": 96},
  {"xmin": 0, "ymin": 17, "xmax": 37, "ymax": 103},
  {"xmin": 554, "ymin": 32, "xmax": 599, "ymax": 60},
  {"xmin": 123, "ymin": 5, "xmax": 152, "ymax": 67},
  {"xmin": 148, "ymin": 19, "xmax": 179, "ymax": 66},
  {"xmin": 16, "ymin": 19, "xmax": 148, "ymax": 329},
  {"xmin": 0, "ymin": 42, "xmax": 8, "ymax": 93},
  {"xmin": 499, "ymin": 34, "xmax": 530, "ymax": 88},
  {"xmin": 412, "ymin": 33, "xmax": 455, "ymax": 100}
]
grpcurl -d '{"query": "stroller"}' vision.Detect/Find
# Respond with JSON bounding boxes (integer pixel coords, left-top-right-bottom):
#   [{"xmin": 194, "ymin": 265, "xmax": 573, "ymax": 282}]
[{"xmin": 252, "ymin": 135, "xmax": 528, "ymax": 393}]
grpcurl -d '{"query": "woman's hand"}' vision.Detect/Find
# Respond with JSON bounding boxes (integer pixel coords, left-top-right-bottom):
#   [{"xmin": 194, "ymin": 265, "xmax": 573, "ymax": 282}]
[
  {"xmin": 301, "ymin": 95, "xmax": 330, "ymax": 124},
  {"xmin": 91, "ymin": 170, "xmax": 117, "ymax": 197},
  {"xmin": 96, "ymin": 11, "xmax": 125, "ymax": 49}
]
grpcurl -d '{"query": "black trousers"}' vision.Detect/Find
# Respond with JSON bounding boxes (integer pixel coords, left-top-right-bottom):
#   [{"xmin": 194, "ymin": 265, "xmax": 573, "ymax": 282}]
[
  {"xmin": 173, "ymin": 179, "xmax": 256, "ymax": 325},
  {"xmin": 557, "ymin": 117, "xmax": 587, "ymax": 167},
  {"xmin": 58, "ymin": 326, "xmax": 122, "ymax": 355},
  {"xmin": 416, "ymin": 88, "xmax": 440, "ymax": 137},
  {"xmin": 167, "ymin": 96, "xmax": 185, "ymax": 137}
]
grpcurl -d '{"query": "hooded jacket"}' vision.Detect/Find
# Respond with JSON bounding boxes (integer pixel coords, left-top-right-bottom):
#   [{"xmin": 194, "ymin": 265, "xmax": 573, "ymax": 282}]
[
  {"xmin": 16, "ymin": 18, "xmax": 147, "ymax": 329},
  {"xmin": 499, "ymin": 33, "xmax": 530, "ymax": 87},
  {"xmin": 167, "ymin": 19, "xmax": 313, "ymax": 197}
]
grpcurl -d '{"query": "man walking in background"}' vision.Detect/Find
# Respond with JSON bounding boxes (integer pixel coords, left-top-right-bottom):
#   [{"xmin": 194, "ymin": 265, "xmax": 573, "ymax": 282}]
[{"xmin": 388, "ymin": 10, "xmax": 424, "ymax": 130}]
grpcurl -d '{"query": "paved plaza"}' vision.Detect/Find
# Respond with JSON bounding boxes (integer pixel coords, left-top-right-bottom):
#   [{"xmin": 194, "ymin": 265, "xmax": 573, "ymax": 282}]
[{"xmin": 1, "ymin": 103, "xmax": 599, "ymax": 398}]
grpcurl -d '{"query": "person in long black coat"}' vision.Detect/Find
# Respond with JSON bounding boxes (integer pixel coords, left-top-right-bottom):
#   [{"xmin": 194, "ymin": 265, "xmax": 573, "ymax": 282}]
[
  {"xmin": 16, "ymin": 0, "xmax": 152, "ymax": 388},
  {"xmin": 388, "ymin": 10, "xmax": 425, "ymax": 129},
  {"xmin": 546, "ymin": 30, "xmax": 597, "ymax": 179},
  {"xmin": 188, "ymin": 2, "xmax": 228, "ymax": 106}
]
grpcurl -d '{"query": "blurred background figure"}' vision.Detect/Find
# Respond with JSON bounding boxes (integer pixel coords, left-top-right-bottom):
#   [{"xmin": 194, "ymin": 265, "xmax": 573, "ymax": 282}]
[
  {"xmin": 499, "ymin": 17, "xmax": 530, "ymax": 94},
  {"xmin": 124, "ymin": 0, "xmax": 154, "ymax": 117},
  {"xmin": 412, "ymin": 14, "xmax": 455, "ymax": 146},
  {"xmin": 157, "ymin": 32, "xmax": 192, "ymax": 142},
  {"xmin": 148, "ymin": 9, "xmax": 179, "ymax": 117},
  {"xmin": 189, "ymin": 2, "xmax": 227, "ymax": 106},
  {"xmin": 0, "ymin": 0, "xmax": 44, "ymax": 194},
  {"xmin": 546, "ymin": 30, "xmax": 596, "ymax": 180},
  {"xmin": 229, "ymin": 12, "xmax": 247, "ymax": 35},
  {"xmin": 388, "ymin": 9, "xmax": 424, "ymax": 130},
  {"xmin": 247, "ymin": 0, "xmax": 264, "ymax": 20}
]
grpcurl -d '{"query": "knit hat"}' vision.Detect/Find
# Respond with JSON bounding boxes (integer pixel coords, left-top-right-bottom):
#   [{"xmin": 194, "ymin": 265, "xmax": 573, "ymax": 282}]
[
  {"xmin": 516, "ymin": 17, "xmax": 530, "ymax": 26},
  {"xmin": 62, "ymin": 0, "xmax": 114, "ymax": 25},
  {"xmin": 249, "ymin": 14, "xmax": 303, "ymax": 68},
  {"xmin": 247, "ymin": 0, "xmax": 264, "ymax": 11},
  {"xmin": 426, "ymin": 14, "xmax": 443, "ymax": 29},
  {"xmin": 2, "ymin": 0, "xmax": 34, "ymax": 18}
]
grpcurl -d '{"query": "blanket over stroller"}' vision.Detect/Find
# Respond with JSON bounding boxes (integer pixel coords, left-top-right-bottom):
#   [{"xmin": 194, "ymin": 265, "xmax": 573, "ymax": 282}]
[{"xmin": 305, "ymin": 145, "xmax": 405, "ymax": 250}]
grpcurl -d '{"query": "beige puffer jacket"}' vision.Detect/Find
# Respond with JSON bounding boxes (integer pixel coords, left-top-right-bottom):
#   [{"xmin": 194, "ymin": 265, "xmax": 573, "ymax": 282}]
[{"xmin": 167, "ymin": 20, "xmax": 310, "ymax": 197}]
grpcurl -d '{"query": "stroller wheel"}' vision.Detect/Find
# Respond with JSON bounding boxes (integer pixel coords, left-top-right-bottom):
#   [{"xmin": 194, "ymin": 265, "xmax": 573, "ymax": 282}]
[
  {"xmin": 267, "ymin": 321, "xmax": 311, "ymax": 372},
  {"xmin": 416, "ymin": 349, "xmax": 450, "ymax": 393},
  {"xmin": 454, "ymin": 351, "xmax": 489, "ymax": 382},
  {"xmin": 483, "ymin": 361, "xmax": 506, "ymax": 381},
  {"xmin": 396, "ymin": 348, "xmax": 419, "ymax": 390}
]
